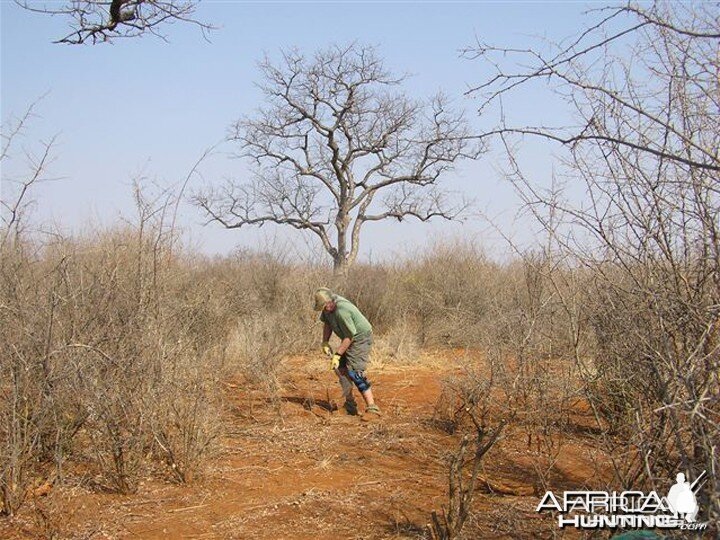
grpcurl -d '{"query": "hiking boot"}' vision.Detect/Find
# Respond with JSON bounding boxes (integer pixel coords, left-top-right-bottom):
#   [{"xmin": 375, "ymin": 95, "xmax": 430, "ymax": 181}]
[
  {"xmin": 344, "ymin": 400, "xmax": 359, "ymax": 416},
  {"xmin": 360, "ymin": 404, "xmax": 382, "ymax": 422},
  {"xmin": 365, "ymin": 404, "xmax": 381, "ymax": 415}
]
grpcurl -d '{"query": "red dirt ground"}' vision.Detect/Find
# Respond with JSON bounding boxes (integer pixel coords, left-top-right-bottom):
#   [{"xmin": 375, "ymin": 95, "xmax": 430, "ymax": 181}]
[{"xmin": 2, "ymin": 352, "xmax": 613, "ymax": 539}]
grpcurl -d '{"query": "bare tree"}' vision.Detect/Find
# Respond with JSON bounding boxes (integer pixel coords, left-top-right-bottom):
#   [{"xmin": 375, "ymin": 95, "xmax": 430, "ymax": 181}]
[
  {"xmin": 1, "ymin": 97, "xmax": 57, "ymax": 249},
  {"xmin": 15, "ymin": 0, "xmax": 213, "ymax": 44},
  {"xmin": 466, "ymin": 1, "xmax": 719, "ymax": 524},
  {"xmin": 464, "ymin": 2, "xmax": 719, "ymax": 174},
  {"xmin": 196, "ymin": 43, "xmax": 482, "ymax": 274}
]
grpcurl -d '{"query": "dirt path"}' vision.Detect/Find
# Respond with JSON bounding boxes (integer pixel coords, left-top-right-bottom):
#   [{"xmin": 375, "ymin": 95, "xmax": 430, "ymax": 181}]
[{"xmin": 3, "ymin": 355, "xmax": 605, "ymax": 539}]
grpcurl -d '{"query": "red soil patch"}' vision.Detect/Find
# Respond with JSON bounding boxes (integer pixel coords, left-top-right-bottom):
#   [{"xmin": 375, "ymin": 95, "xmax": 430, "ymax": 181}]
[{"xmin": 1, "ymin": 354, "xmax": 613, "ymax": 539}]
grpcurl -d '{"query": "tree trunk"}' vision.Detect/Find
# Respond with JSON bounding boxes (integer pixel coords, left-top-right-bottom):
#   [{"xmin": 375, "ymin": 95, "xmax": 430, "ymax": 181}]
[
  {"xmin": 334, "ymin": 213, "xmax": 350, "ymax": 276},
  {"xmin": 333, "ymin": 256, "xmax": 349, "ymax": 277}
]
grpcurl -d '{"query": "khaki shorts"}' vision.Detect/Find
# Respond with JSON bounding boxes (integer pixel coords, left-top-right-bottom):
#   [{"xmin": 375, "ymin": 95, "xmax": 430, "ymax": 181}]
[{"xmin": 341, "ymin": 332, "xmax": 372, "ymax": 372}]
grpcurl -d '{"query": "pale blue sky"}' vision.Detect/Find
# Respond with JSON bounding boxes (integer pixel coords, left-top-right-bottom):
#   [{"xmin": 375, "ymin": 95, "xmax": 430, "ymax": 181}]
[{"xmin": 1, "ymin": 1, "xmax": 596, "ymax": 260}]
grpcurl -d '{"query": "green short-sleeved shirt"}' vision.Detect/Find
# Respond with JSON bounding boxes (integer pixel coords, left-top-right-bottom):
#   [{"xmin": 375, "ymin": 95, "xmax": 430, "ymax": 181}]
[{"xmin": 320, "ymin": 295, "xmax": 372, "ymax": 339}]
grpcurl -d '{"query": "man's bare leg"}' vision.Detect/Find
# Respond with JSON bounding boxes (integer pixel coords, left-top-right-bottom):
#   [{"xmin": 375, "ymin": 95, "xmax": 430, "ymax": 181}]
[
  {"xmin": 361, "ymin": 388, "xmax": 381, "ymax": 416},
  {"xmin": 340, "ymin": 366, "xmax": 379, "ymax": 416},
  {"xmin": 361, "ymin": 388, "xmax": 375, "ymax": 407}
]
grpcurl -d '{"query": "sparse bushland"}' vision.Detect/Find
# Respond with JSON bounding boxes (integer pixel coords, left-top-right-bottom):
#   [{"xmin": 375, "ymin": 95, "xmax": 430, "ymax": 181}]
[
  {"xmin": 3, "ymin": 213, "xmax": 717, "ymax": 525},
  {"xmin": 3, "ymin": 36, "xmax": 718, "ymax": 528}
]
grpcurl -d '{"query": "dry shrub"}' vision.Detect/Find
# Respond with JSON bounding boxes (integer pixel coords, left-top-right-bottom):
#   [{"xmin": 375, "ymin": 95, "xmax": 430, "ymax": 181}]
[
  {"xmin": 432, "ymin": 370, "xmax": 490, "ymax": 436},
  {"xmin": 323, "ymin": 241, "xmax": 502, "ymax": 350},
  {"xmin": 340, "ymin": 263, "xmax": 393, "ymax": 332},
  {"xmin": 150, "ymin": 350, "xmax": 223, "ymax": 484},
  {"xmin": 1, "ymin": 239, "xmax": 77, "ymax": 513},
  {"xmin": 228, "ymin": 312, "xmax": 288, "ymax": 410},
  {"xmin": 426, "ymin": 248, "xmax": 587, "ymax": 532},
  {"xmin": 371, "ymin": 318, "xmax": 422, "ymax": 365},
  {"xmin": 392, "ymin": 242, "xmax": 496, "ymax": 347},
  {"xmin": 223, "ymin": 249, "xmax": 326, "ymax": 411},
  {"xmin": 429, "ymin": 364, "xmax": 510, "ymax": 540},
  {"xmin": 0, "ymin": 182, "xmax": 232, "ymax": 510}
]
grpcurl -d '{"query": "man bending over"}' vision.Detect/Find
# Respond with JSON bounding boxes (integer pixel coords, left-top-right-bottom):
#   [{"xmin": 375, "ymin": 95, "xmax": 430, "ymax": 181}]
[{"xmin": 314, "ymin": 288, "xmax": 381, "ymax": 417}]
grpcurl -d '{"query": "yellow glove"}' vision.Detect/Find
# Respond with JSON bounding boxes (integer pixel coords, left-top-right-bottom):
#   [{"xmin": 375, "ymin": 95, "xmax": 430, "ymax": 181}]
[
  {"xmin": 330, "ymin": 353, "xmax": 341, "ymax": 371},
  {"xmin": 321, "ymin": 341, "xmax": 332, "ymax": 356}
]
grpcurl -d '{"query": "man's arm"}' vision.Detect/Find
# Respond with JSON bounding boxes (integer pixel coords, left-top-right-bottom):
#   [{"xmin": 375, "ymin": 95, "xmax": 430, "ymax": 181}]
[
  {"xmin": 322, "ymin": 323, "xmax": 332, "ymax": 343},
  {"xmin": 336, "ymin": 337, "xmax": 353, "ymax": 356},
  {"xmin": 335, "ymin": 308, "xmax": 357, "ymax": 356}
]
